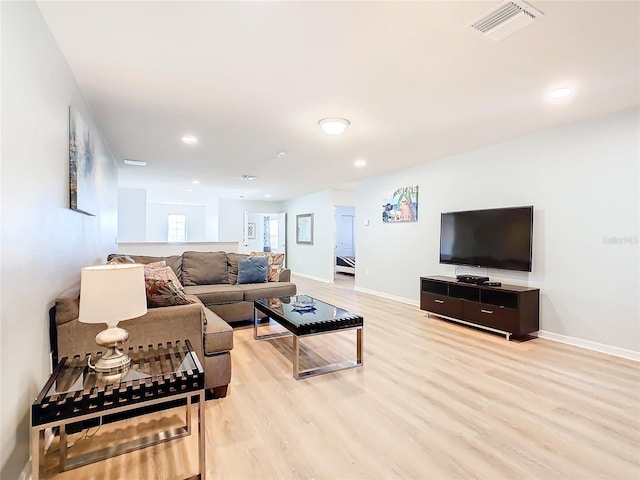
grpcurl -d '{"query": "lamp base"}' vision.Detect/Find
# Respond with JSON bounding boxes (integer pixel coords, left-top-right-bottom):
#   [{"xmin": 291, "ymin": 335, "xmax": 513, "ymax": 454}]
[
  {"xmin": 90, "ymin": 325, "xmax": 131, "ymax": 374},
  {"xmin": 93, "ymin": 347, "xmax": 131, "ymax": 374}
]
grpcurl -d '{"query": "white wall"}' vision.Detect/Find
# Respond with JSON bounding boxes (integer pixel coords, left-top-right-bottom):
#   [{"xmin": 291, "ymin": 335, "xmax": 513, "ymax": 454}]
[
  {"xmin": 117, "ymin": 242, "xmax": 238, "ymax": 256},
  {"xmin": 355, "ymin": 109, "xmax": 639, "ymax": 354},
  {"xmin": 0, "ymin": 2, "xmax": 119, "ymax": 477},
  {"xmin": 118, "ymin": 188, "xmax": 146, "ymax": 241},
  {"xmin": 285, "ymin": 190, "xmax": 335, "ymax": 281},
  {"xmin": 146, "ymin": 203, "xmax": 206, "ymax": 242},
  {"xmin": 332, "ymin": 190, "xmax": 356, "ymax": 206},
  {"xmin": 117, "ymin": 193, "xmax": 220, "ymax": 242},
  {"xmin": 218, "ymin": 199, "xmax": 284, "ymax": 242}
]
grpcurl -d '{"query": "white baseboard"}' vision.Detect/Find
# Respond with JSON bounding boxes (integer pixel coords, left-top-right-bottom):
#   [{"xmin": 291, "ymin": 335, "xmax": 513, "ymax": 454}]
[
  {"xmin": 536, "ymin": 330, "xmax": 639, "ymax": 362},
  {"xmin": 19, "ymin": 460, "xmax": 30, "ymax": 480},
  {"xmin": 353, "ymin": 285, "xmax": 418, "ymax": 307},
  {"xmin": 291, "ymin": 272, "xmax": 333, "ymax": 283},
  {"xmin": 351, "ymin": 287, "xmax": 638, "ymax": 362},
  {"xmin": 20, "ymin": 428, "xmax": 54, "ymax": 480}
]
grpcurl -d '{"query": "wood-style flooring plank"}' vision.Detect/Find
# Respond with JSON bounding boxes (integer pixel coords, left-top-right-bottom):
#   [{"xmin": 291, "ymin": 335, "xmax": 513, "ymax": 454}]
[{"xmin": 42, "ymin": 273, "xmax": 640, "ymax": 479}]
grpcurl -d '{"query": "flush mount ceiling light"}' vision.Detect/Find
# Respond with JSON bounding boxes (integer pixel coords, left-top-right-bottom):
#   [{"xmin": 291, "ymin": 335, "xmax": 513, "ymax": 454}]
[
  {"xmin": 318, "ymin": 117, "xmax": 350, "ymax": 135},
  {"xmin": 276, "ymin": 151, "xmax": 286, "ymax": 158},
  {"xmin": 192, "ymin": 180, "xmax": 200, "ymax": 184},
  {"xmin": 182, "ymin": 135, "xmax": 198, "ymax": 145},
  {"xmin": 354, "ymin": 159, "xmax": 367, "ymax": 168},
  {"xmin": 239, "ymin": 175, "xmax": 257, "ymax": 180},
  {"xmin": 548, "ymin": 87, "xmax": 571, "ymax": 99},
  {"xmin": 123, "ymin": 159, "xmax": 146, "ymax": 167}
]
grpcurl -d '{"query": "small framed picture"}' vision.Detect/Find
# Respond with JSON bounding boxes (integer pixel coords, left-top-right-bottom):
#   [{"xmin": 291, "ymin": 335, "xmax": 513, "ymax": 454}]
[
  {"xmin": 296, "ymin": 213, "xmax": 313, "ymax": 245},
  {"xmin": 247, "ymin": 223, "xmax": 256, "ymax": 239}
]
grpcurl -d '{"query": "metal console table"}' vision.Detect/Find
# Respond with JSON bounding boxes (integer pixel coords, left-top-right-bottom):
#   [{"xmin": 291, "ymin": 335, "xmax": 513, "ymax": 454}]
[{"xmin": 31, "ymin": 340, "xmax": 205, "ymax": 479}]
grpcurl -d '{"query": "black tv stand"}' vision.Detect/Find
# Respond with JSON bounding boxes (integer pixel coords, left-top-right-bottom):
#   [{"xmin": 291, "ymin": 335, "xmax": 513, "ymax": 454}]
[{"xmin": 420, "ymin": 275, "xmax": 539, "ymax": 340}]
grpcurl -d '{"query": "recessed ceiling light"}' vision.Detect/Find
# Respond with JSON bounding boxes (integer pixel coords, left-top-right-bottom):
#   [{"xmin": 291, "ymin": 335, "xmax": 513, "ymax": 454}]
[
  {"xmin": 276, "ymin": 151, "xmax": 286, "ymax": 158},
  {"xmin": 265, "ymin": 193, "xmax": 271, "ymax": 198},
  {"xmin": 548, "ymin": 88, "xmax": 571, "ymax": 99},
  {"xmin": 239, "ymin": 175, "xmax": 256, "ymax": 180},
  {"xmin": 318, "ymin": 117, "xmax": 350, "ymax": 135},
  {"xmin": 192, "ymin": 180, "xmax": 200, "ymax": 184},
  {"xmin": 186, "ymin": 189, "xmax": 193, "ymax": 192},
  {"xmin": 182, "ymin": 135, "xmax": 198, "ymax": 145},
  {"xmin": 123, "ymin": 159, "xmax": 146, "ymax": 166},
  {"xmin": 354, "ymin": 159, "xmax": 367, "ymax": 168}
]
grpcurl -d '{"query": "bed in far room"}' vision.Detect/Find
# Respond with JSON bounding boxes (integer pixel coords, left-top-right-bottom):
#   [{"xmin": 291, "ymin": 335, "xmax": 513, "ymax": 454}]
[{"xmin": 335, "ymin": 255, "xmax": 355, "ymax": 275}]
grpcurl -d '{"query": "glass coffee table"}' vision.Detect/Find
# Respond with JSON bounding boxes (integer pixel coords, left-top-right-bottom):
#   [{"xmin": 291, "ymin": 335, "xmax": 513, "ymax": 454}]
[
  {"xmin": 31, "ymin": 340, "xmax": 205, "ymax": 479},
  {"xmin": 254, "ymin": 295, "xmax": 363, "ymax": 379}
]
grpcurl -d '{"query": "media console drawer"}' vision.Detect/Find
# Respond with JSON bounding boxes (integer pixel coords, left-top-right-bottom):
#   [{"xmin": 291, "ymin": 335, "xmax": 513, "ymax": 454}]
[
  {"xmin": 420, "ymin": 292, "xmax": 462, "ymax": 318},
  {"xmin": 419, "ymin": 275, "xmax": 539, "ymax": 339},
  {"xmin": 462, "ymin": 301, "xmax": 518, "ymax": 332}
]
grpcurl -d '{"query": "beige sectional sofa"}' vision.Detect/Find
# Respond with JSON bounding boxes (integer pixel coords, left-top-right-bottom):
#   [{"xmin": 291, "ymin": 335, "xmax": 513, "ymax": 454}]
[{"xmin": 52, "ymin": 251, "xmax": 296, "ymax": 398}]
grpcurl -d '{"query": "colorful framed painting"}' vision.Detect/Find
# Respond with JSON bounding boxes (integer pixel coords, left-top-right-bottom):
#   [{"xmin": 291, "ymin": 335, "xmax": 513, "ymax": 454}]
[
  {"xmin": 382, "ymin": 186, "xmax": 418, "ymax": 223},
  {"xmin": 69, "ymin": 106, "xmax": 97, "ymax": 216}
]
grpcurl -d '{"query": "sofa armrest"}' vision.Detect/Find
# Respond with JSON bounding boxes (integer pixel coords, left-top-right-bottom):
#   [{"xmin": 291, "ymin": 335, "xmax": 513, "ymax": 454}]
[
  {"xmin": 56, "ymin": 303, "xmax": 206, "ymax": 366},
  {"xmin": 279, "ymin": 268, "xmax": 292, "ymax": 282}
]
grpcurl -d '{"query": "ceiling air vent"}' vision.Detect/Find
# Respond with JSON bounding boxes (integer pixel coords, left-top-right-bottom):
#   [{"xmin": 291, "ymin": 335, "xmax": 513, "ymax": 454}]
[{"xmin": 469, "ymin": 0, "xmax": 544, "ymax": 41}]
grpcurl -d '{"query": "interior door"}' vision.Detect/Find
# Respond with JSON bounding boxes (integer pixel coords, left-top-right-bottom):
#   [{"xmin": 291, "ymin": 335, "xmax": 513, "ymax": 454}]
[
  {"xmin": 335, "ymin": 214, "xmax": 354, "ymax": 257},
  {"xmin": 278, "ymin": 212, "xmax": 287, "ymax": 266}
]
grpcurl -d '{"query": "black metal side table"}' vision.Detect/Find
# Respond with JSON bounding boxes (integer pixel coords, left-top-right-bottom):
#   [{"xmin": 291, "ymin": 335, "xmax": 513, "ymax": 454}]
[{"xmin": 31, "ymin": 340, "xmax": 205, "ymax": 479}]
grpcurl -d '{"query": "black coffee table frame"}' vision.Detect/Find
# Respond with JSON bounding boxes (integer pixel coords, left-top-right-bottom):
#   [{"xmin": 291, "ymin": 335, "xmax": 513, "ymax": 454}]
[{"xmin": 253, "ymin": 296, "xmax": 363, "ymax": 379}]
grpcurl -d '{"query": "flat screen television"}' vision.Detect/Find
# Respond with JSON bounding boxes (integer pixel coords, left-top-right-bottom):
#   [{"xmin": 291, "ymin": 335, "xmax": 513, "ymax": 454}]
[{"xmin": 439, "ymin": 206, "xmax": 534, "ymax": 272}]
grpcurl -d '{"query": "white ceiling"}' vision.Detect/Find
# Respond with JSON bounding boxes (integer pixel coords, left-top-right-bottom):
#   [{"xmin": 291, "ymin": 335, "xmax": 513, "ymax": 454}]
[{"xmin": 37, "ymin": 1, "xmax": 639, "ymax": 204}]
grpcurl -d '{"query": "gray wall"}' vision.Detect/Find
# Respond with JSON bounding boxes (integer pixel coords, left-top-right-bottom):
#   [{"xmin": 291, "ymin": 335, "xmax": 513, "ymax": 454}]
[
  {"xmin": 284, "ymin": 190, "xmax": 336, "ymax": 281},
  {"xmin": 1, "ymin": 2, "xmax": 118, "ymax": 477},
  {"xmin": 354, "ymin": 109, "xmax": 639, "ymax": 354}
]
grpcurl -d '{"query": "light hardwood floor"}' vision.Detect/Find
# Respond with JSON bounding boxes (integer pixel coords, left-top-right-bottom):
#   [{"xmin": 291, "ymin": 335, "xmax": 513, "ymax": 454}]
[{"xmin": 43, "ymin": 273, "xmax": 640, "ymax": 479}]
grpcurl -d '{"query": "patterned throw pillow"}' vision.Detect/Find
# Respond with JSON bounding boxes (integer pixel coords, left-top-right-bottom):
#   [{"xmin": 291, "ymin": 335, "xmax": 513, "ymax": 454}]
[
  {"xmin": 250, "ymin": 252, "xmax": 285, "ymax": 282},
  {"xmin": 106, "ymin": 255, "xmax": 136, "ymax": 265},
  {"xmin": 145, "ymin": 265, "xmax": 184, "ymax": 291},
  {"xmin": 143, "ymin": 260, "xmax": 167, "ymax": 275},
  {"xmin": 145, "ymin": 278, "xmax": 195, "ymax": 308}
]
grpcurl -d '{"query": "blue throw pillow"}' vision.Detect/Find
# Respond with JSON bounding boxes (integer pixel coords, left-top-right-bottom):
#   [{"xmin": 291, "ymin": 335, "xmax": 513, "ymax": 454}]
[{"xmin": 237, "ymin": 256, "xmax": 268, "ymax": 284}]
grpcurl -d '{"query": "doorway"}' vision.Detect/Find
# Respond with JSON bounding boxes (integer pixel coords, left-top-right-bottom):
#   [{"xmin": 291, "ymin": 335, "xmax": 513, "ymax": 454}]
[
  {"xmin": 244, "ymin": 212, "xmax": 287, "ymax": 264},
  {"xmin": 335, "ymin": 206, "xmax": 355, "ymax": 279}
]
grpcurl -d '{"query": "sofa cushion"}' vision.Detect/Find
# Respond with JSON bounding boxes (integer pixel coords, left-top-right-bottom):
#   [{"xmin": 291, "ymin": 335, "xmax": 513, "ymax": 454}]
[
  {"xmin": 227, "ymin": 252, "xmax": 249, "ymax": 284},
  {"xmin": 108, "ymin": 254, "xmax": 183, "ymax": 278},
  {"xmin": 236, "ymin": 281, "xmax": 297, "ymax": 301},
  {"xmin": 183, "ymin": 284, "xmax": 244, "ymax": 305},
  {"xmin": 203, "ymin": 309, "xmax": 234, "ymax": 355},
  {"xmin": 237, "ymin": 256, "xmax": 268, "ymax": 284},
  {"xmin": 55, "ymin": 286, "xmax": 80, "ymax": 325},
  {"xmin": 182, "ymin": 251, "xmax": 229, "ymax": 286},
  {"xmin": 145, "ymin": 278, "xmax": 197, "ymax": 308}
]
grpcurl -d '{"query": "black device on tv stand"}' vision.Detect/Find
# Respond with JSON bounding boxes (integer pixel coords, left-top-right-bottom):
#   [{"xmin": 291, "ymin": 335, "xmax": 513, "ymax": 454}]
[{"xmin": 456, "ymin": 275, "xmax": 489, "ymax": 285}]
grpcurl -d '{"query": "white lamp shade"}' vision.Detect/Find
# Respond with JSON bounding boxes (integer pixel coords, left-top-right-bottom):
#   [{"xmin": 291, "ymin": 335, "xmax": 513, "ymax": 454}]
[
  {"xmin": 79, "ymin": 264, "xmax": 147, "ymax": 325},
  {"xmin": 318, "ymin": 117, "xmax": 350, "ymax": 135}
]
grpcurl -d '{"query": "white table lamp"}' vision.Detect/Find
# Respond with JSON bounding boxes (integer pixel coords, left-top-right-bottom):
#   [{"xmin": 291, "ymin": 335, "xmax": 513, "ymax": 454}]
[{"xmin": 79, "ymin": 264, "xmax": 147, "ymax": 373}]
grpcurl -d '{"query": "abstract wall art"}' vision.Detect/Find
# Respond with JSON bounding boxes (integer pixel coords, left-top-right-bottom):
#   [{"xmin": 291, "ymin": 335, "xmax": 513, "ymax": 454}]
[{"xmin": 69, "ymin": 106, "xmax": 97, "ymax": 216}]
